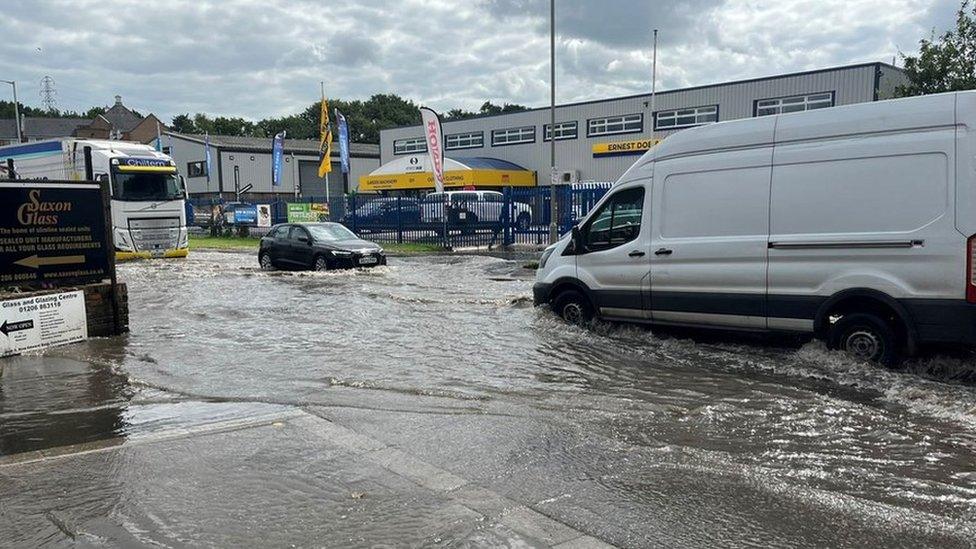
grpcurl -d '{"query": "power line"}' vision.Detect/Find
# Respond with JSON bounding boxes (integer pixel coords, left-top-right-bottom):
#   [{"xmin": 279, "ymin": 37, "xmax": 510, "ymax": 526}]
[{"xmin": 39, "ymin": 75, "xmax": 57, "ymax": 112}]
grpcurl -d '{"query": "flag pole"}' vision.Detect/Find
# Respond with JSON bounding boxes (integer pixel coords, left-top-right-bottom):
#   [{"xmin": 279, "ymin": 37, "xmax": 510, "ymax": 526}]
[
  {"xmin": 650, "ymin": 29, "xmax": 658, "ymax": 143},
  {"xmin": 320, "ymin": 81, "xmax": 331, "ymax": 205},
  {"xmin": 548, "ymin": 0, "xmax": 558, "ymax": 244}
]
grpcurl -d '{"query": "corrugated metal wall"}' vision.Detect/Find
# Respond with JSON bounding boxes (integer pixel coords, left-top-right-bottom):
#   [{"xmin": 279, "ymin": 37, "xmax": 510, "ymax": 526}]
[
  {"xmin": 167, "ymin": 135, "xmax": 379, "ymax": 196},
  {"xmin": 381, "ymin": 64, "xmax": 889, "ymax": 184}
]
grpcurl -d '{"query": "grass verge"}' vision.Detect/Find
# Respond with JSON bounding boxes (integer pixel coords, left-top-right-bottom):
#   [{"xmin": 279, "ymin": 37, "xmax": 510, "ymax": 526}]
[{"xmin": 188, "ymin": 234, "xmax": 445, "ymax": 255}]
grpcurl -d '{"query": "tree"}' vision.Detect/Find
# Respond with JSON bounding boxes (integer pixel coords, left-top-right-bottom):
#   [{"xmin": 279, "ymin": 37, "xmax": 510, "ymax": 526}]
[
  {"xmin": 170, "ymin": 113, "xmax": 195, "ymax": 133},
  {"xmin": 897, "ymin": 0, "xmax": 976, "ymax": 96},
  {"xmin": 443, "ymin": 101, "xmax": 529, "ymax": 121}
]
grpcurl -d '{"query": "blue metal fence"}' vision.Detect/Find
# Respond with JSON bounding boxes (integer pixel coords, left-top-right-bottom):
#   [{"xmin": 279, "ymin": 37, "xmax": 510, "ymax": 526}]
[{"xmin": 190, "ymin": 183, "xmax": 613, "ymax": 248}]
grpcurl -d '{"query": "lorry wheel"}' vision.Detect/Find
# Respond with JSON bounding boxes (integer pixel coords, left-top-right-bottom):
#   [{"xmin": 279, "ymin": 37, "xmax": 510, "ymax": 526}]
[
  {"xmin": 552, "ymin": 290, "xmax": 593, "ymax": 325},
  {"xmin": 516, "ymin": 212, "xmax": 531, "ymax": 231},
  {"xmin": 828, "ymin": 313, "xmax": 899, "ymax": 366},
  {"xmin": 259, "ymin": 253, "xmax": 274, "ymax": 271}
]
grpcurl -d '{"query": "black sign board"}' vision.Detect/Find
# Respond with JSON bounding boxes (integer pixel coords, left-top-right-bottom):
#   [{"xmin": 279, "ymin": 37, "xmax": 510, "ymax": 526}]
[{"xmin": 0, "ymin": 181, "xmax": 112, "ymax": 287}]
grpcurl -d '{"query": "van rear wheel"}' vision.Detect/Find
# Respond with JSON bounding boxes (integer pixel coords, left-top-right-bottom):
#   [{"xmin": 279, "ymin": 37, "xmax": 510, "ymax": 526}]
[
  {"xmin": 552, "ymin": 290, "xmax": 593, "ymax": 326},
  {"xmin": 828, "ymin": 313, "xmax": 899, "ymax": 366}
]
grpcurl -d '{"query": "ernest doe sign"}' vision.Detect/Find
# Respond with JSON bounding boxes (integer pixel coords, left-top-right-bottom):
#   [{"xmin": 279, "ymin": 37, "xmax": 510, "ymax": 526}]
[{"xmin": 0, "ymin": 181, "xmax": 111, "ymax": 286}]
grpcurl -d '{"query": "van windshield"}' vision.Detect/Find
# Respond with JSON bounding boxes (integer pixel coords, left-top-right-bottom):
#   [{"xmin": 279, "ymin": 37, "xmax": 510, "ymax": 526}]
[{"xmin": 112, "ymin": 171, "xmax": 184, "ymax": 202}]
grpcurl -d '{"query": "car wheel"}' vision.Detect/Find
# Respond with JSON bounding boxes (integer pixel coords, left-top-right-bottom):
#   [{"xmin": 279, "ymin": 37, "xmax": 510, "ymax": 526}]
[
  {"xmin": 828, "ymin": 312, "xmax": 899, "ymax": 366},
  {"xmin": 314, "ymin": 256, "xmax": 330, "ymax": 271},
  {"xmin": 552, "ymin": 290, "xmax": 593, "ymax": 326},
  {"xmin": 259, "ymin": 253, "xmax": 274, "ymax": 271},
  {"xmin": 516, "ymin": 212, "xmax": 531, "ymax": 231}
]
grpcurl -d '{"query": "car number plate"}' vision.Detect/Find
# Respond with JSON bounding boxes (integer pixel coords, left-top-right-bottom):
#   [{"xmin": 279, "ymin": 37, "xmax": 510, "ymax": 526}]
[{"xmin": 359, "ymin": 256, "xmax": 378, "ymax": 265}]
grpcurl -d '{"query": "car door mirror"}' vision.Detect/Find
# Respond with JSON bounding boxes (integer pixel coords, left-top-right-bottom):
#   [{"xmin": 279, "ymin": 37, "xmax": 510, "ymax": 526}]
[{"xmin": 297, "ymin": 235, "xmax": 310, "ymax": 244}]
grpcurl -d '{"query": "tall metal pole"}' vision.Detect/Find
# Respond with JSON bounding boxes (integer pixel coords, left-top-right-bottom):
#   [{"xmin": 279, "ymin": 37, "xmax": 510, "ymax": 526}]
[
  {"xmin": 548, "ymin": 0, "xmax": 558, "ymax": 244},
  {"xmin": 2, "ymin": 80, "xmax": 22, "ymax": 143},
  {"xmin": 650, "ymin": 29, "xmax": 658, "ymax": 143}
]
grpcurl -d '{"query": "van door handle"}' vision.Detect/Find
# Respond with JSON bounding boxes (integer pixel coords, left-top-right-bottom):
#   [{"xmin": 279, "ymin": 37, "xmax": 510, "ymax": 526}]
[
  {"xmin": 628, "ymin": 250, "xmax": 646, "ymax": 258},
  {"xmin": 654, "ymin": 248, "xmax": 673, "ymax": 256}
]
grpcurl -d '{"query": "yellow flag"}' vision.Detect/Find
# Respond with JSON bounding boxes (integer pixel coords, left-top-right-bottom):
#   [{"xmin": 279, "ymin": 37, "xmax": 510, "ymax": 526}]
[{"xmin": 318, "ymin": 96, "xmax": 333, "ymax": 177}]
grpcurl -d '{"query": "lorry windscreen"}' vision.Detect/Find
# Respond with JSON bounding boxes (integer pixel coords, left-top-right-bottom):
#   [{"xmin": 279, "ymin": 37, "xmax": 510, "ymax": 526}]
[{"xmin": 112, "ymin": 171, "xmax": 183, "ymax": 201}]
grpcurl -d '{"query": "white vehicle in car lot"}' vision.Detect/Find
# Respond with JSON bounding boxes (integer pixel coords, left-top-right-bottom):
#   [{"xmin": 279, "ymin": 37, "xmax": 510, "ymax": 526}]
[
  {"xmin": 421, "ymin": 190, "xmax": 534, "ymax": 231},
  {"xmin": 534, "ymin": 90, "xmax": 976, "ymax": 365}
]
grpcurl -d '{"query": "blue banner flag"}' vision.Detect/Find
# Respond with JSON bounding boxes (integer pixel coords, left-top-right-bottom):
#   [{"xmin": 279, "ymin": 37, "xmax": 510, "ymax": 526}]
[
  {"xmin": 271, "ymin": 131, "xmax": 286, "ymax": 187},
  {"xmin": 204, "ymin": 133, "xmax": 212, "ymax": 186},
  {"xmin": 335, "ymin": 109, "xmax": 350, "ymax": 174}
]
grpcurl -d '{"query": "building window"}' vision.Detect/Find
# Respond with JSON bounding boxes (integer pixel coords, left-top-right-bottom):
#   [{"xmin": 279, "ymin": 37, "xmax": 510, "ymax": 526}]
[
  {"xmin": 394, "ymin": 137, "xmax": 427, "ymax": 155},
  {"xmin": 544, "ymin": 121, "xmax": 579, "ymax": 141},
  {"xmin": 755, "ymin": 92, "xmax": 834, "ymax": 116},
  {"xmin": 491, "ymin": 126, "xmax": 535, "ymax": 146},
  {"xmin": 445, "ymin": 131, "xmax": 484, "ymax": 150},
  {"xmin": 587, "ymin": 114, "xmax": 643, "ymax": 137},
  {"xmin": 655, "ymin": 105, "xmax": 718, "ymax": 130},
  {"xmin": 187, "ymin": 161, "xmax": 207, "ymax": 178}
]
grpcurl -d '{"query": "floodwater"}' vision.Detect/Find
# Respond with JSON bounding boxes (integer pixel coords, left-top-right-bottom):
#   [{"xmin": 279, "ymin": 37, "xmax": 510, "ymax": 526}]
[{"xmin": 3, "ymin": 251, "xmax": 976, "ymax": 547}]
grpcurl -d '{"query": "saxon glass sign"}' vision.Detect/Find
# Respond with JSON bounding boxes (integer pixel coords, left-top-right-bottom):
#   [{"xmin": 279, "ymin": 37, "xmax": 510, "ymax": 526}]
[{"xmin": 0, "ymin": 182, "xmax": 111, "ymax": 286}]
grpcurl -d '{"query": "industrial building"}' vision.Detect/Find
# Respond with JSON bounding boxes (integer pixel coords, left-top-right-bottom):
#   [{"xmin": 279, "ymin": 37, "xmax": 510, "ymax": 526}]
[
  {"xmin": 374, "ymin": 62, "xmax": 907, "ymax": 189},
  {"xmin": 160, "ymin": 132, "xmax": 380, "ymax": 200}
]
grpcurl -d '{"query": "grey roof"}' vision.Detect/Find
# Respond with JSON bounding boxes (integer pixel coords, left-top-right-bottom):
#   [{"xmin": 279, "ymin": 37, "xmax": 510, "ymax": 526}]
[
  {"xmin": 168, "ymin": 132, "xmax": 380, "ymax": 158},
  {"xmin": 0, "ymin": 117, "xmax": 93, "ymax": 139},
  {"xmin": 102, "ymin": 103, "xmax": 144, "ymax": 132}
]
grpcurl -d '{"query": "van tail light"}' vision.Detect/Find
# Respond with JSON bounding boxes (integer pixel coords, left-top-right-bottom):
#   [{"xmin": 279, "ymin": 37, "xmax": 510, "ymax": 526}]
[{"xmin": 968, "ymin": 235, "xmax": 976, "ymax": 303}]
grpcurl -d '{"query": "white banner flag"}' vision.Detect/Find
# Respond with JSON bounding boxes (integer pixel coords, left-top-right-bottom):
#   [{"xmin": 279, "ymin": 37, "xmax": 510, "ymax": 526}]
[{"xmin": 420, "ymin": 107, "xmax": 445, "ymax": 193}]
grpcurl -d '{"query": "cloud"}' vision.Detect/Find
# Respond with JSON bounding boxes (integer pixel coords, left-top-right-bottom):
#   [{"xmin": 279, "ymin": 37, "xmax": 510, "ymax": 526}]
[{"xmin": 0, "ymin": 0, "xmax": 961, "ymax": 122}]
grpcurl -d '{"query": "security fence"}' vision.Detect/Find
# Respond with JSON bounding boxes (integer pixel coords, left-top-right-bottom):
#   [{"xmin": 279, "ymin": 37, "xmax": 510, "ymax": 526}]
[{"xmin": 190, "ymin": 183, "xmax": 613, "ymax": 248}]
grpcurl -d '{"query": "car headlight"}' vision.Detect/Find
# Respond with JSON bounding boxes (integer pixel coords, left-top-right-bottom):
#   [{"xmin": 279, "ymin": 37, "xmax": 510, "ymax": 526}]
[
  {"xmin": 539, "ymin": 246, "xmax": 556, "ymax": 269},
  {"xmin": 332, "ymin": 250, "xmax": 353, "ymax": 257}
]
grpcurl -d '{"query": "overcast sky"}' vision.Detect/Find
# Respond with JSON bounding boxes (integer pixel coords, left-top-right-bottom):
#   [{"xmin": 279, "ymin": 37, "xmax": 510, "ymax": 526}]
[{"xmin": 0, "ymin": 0, "xmax": 961, "ymax": 122}]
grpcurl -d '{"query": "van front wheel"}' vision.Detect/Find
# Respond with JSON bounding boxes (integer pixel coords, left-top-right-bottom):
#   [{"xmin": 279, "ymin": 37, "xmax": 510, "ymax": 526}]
[
  {"xmin": 552, "ymin": 290, "xmax": 593, "ymax": 326},
  {"xmin": 828, "ymin": 313, "xmax": 899, "ymax": 366}
]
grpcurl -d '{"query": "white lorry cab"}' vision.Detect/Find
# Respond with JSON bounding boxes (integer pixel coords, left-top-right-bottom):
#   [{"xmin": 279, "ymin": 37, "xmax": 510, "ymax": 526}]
[
  {"xmin": 0, "ymin": 138, "xmax": 189, "ymax": 260},
  {"xmin": 534, "ymin": 90, "xmax": 976, "ymax": 364}
]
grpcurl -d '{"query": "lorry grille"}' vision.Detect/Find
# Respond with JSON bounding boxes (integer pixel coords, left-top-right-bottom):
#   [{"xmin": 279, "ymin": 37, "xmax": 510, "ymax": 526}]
[{"xmin": 128, "ymin": 217, "xmax": 181, "ymax": 252}]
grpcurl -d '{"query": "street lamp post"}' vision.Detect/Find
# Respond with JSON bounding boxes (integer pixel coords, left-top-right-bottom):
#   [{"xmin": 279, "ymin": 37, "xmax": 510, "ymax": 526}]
[
  {"xmin": 548, "ymin": 0, "xmax": 558, "ymax": 244},
  {"xmin": 1, "ymin": 80, "xmax": 22, "ymax": 143}
]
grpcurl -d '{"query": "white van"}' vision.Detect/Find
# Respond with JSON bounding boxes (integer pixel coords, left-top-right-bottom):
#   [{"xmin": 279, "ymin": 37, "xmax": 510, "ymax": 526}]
[{"xmin": 534, "ymin": 91, "xmax": 976, "ymax": 364}]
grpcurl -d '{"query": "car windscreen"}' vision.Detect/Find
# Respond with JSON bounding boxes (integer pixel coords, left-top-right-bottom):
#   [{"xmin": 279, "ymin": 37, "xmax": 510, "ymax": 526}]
[
  {"xmin": 307, "ymin": 224, "xmax": 357, "ymax": 242},
  {"xmin": 112, "ymin": 171, "xmax": 183, "ymax": 201}
]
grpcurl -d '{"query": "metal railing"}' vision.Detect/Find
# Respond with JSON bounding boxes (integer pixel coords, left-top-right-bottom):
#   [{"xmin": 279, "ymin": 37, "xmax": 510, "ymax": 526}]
[{"xmin": 189, "ymin": 183, "xmax": 613, "ymax": 248}]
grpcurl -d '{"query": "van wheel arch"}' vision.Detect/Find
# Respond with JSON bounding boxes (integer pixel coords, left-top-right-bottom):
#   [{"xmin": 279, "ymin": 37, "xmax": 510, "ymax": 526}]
[
  {"xmin": 549, "ymin": 279, "xmax": 596, "ymax": 311},
  {"xmin": 814, "ymin": 289, "xmax": 917, "ymax": 356}
]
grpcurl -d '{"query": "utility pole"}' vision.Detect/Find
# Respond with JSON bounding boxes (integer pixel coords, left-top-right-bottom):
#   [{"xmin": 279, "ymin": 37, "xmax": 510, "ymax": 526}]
[
  {"xmin": 650, "ymin": 29, "xmax": 658, "ymax": 143},
  {"xmin": 39, "ymin": 76, "xmax": 57, "ymax": 112},
  {"xmin": 1, "ymin": 80, "xmax": 22, "ymax": 142},
  {"xmin": 548, "ymin": 0, "xmax": 558, "ymax": 244}
]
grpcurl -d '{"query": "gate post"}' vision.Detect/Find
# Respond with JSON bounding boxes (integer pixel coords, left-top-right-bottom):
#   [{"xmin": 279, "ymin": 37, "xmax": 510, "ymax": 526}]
[
  {"xmin": 503, "ymin": 187, "xmax": 513, "ymax": 246},
  {"xmin": 396, "ymin": 196, "xmax": 404, "ymax": 244}
]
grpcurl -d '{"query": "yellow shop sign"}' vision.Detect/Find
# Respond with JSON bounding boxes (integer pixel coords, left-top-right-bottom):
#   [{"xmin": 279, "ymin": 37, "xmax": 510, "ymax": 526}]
[{"xmin": 591, "ymin": 139, "xmax": 661, "ymax": 158}]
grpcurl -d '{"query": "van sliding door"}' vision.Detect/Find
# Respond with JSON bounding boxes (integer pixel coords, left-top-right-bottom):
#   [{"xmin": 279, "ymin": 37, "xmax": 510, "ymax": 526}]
[{"xmin": 648, "ymin": 147, "xmax": 773, "ymax": 329}]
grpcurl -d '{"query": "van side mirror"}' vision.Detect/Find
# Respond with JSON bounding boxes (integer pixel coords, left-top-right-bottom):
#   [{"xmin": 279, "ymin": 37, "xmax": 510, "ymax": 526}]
[{"xmin": 571, "ymin": 225, "xmax": 583, "ymax": 253}]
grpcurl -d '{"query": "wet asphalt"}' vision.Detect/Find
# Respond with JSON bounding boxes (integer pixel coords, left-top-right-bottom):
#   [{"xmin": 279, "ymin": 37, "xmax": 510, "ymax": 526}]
[{"xmin": 2, "ymin": 251, "xmax": 976, "ymax": 547}]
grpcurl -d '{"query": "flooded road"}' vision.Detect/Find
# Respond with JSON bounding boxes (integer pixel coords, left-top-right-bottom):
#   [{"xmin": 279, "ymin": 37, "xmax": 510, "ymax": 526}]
[{"xmin": 3, "ymin": 251, "xmax": 976, "ymax": 547}]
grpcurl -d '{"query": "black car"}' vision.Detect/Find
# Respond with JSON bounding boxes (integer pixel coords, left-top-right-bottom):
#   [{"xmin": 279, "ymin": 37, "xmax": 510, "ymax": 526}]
[{"xmin": 258, "ymin": 222, "xmax": 386, "ymax": 271}]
